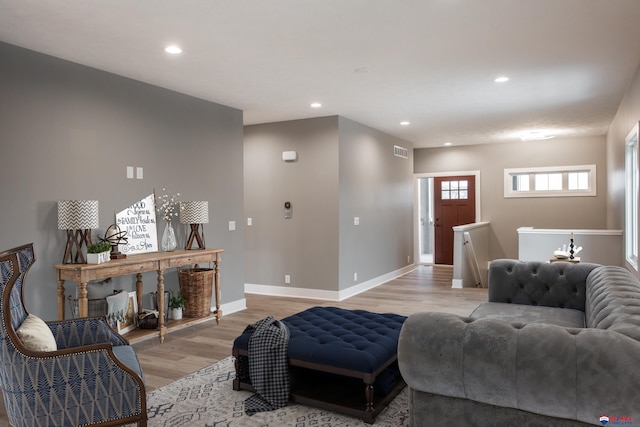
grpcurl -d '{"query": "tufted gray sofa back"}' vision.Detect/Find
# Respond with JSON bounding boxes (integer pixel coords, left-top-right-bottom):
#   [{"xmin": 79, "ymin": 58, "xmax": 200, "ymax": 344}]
[
  {"xmin": 488, "ymin": 259, "xmax": 600, "ymax": 311},
  {"xmin": 585, "ymin": 265, "xmax": 640, "ymax": 340}
]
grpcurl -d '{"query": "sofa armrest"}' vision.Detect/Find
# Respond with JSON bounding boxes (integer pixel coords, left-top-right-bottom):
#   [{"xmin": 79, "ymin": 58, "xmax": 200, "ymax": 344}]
[
  {"xmin": 397, "ymin": 312, "xmax": 640, "ymax": 425},
  {"xmin": 487, "ymin": 259, "xmax": 599, "ymax": 311}
]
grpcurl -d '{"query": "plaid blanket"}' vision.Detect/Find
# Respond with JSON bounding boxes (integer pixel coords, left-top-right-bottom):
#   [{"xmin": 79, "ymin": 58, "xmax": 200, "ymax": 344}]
[{"xmin": 242, "ymin": 316, "xmax": 290, "ymax": 415}]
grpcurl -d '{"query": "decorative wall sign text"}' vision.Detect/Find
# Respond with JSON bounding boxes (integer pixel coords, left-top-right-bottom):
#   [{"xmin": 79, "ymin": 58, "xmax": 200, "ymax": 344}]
[{"xmin": 116, "ymin": 194, "xmax": 158, "ymax": 254}]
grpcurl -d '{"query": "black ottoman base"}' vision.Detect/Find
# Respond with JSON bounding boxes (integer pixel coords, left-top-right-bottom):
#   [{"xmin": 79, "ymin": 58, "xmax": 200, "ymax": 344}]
[{"xmin": 232, "ymin": 306, "xmax": 407, "ymax": 423}]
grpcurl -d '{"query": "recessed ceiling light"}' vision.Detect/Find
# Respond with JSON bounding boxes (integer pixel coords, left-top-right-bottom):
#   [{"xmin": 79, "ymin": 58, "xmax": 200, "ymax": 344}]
[
  {"xmin": 494, "ymin": 76, "xmax": 509, "ymax": 83},
  {"xmin": 444, "ymin": 142, "xmax": 452, "ymax": 146},
  {"xmin": 400, "ymin": 121, "xmax": 410, "ymax": 126},
  {"xmin": 310, "ymin": 102, "xmax": 322, "ymax": 108},
  {"xmin": 521, "ymin": 131, "xmax": 554, "ymax": 141},
  {"xmin": 164, "ymin": 45, "xmax": 182, "ymax": 54}
]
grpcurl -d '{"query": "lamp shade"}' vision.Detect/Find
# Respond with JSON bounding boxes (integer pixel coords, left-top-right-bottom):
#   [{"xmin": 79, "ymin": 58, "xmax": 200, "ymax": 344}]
[
  {"xmin": 180, "ymin": 201, "xmax": 209, "ymax": 224},
  {"xmin": 57, "ymin": 200, "xmax": 99, "ymax": 229}
]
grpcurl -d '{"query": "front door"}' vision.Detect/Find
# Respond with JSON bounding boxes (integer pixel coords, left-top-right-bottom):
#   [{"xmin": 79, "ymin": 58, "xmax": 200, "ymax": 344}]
[{"xmin": 433, "ymin": 176, "xmax": 476, "ymax": 265}]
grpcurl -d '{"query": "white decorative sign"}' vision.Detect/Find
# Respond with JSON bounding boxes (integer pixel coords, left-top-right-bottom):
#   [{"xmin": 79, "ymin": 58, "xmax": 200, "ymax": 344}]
[{"xmin": 116, "ymin": 194, "xmax": 158, "ymax": 254}]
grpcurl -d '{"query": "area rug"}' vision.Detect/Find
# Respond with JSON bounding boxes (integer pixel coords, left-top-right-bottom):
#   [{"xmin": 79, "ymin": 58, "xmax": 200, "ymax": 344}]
[{"xmin": 138, "ymin": 356, "xmax": 409, "ymax": 426}]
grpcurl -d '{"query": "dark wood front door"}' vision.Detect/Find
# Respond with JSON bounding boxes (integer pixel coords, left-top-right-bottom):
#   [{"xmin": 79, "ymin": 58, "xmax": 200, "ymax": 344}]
[{"xmin": 434, "ymin": 176, "xmax": 476, "ymax": 265}]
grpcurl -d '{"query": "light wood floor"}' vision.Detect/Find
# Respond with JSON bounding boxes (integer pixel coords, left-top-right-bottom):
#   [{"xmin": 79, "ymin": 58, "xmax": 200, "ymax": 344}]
[
  {"xmin": 134, "ymin": 265, "xmax": 487, "ymax": 391},
  {"xmin": 0, "ymin": 265, "xmax": 487, "ymax": 422}
]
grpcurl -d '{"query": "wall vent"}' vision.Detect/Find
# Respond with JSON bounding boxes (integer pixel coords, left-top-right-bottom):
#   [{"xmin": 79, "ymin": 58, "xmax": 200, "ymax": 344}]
[{"xmin": 394, "ymin": 145, "xmax": 409, "ymax": 159}]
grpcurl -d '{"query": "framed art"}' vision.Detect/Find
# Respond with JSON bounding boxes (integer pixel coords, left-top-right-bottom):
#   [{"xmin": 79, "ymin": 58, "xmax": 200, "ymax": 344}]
[{"xmin": 117, "ymin": 291, "xmax": 138, "ymax": 334}]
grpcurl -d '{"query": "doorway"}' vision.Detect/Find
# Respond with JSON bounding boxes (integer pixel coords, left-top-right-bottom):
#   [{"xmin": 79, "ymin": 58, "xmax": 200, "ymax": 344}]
[{"xmin": 416, "ymin": 172, "xmax": 479, "ymax": 265}]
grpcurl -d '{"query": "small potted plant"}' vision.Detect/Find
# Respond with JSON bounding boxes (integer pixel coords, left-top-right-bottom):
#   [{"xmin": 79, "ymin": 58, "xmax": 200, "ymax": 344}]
[
  {"xmin": 169, "ymin": 291, "xmax": 185, "ymax": 320},
  {"xmin": 86, "ymin": 241, "xmax": 112, "ymax": 264}
]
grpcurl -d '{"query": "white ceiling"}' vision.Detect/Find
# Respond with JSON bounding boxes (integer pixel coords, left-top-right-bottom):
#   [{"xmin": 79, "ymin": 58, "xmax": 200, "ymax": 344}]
[{"xmin": 1, "ymin": 0, "xmax": 640, "ymax": 148}]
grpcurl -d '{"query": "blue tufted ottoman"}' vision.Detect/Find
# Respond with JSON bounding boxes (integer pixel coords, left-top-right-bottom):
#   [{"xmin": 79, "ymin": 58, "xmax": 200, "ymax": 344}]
[{"xmin": 232, "ymin": 306, "xmax": 407, "ymax": 423}]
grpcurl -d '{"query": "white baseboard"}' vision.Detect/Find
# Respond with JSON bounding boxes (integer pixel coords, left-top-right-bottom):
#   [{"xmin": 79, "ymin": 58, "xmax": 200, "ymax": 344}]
[
  {"xmin": 217, "ymin": 298, "xmax": 247, "ymax": 316},
  {"xmin": 244, "ymin": 283, "xmax": 340, "ymax": 301},
  {"xmin": 244, "ymin": 264, "xmax": 416, "ymax": 302},
  {"xmin": 338, "ymin": 264, "xmax": 415, "ymax": 300}
]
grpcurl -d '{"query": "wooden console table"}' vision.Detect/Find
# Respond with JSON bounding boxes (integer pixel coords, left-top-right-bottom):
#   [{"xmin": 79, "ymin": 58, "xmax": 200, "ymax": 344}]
[{"xmin": 54, "ymin": 248, "xmax": 223, "ymax": 343}]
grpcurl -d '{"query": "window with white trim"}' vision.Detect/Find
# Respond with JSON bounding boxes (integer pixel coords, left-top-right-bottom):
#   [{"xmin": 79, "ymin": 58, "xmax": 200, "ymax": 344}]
[
  {"xmin": 626, "ymin": 123, "xmax": 639, "ymax": 270},
  {"xmin": 504, "ymin": 165, "xmax": 596, "ymax": 198}
]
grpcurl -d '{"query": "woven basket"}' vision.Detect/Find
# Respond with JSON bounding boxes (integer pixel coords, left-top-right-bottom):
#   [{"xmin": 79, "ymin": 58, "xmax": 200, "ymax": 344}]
[
  {"xmin": 138, "ymin": 315, "xmax": 159, "ymax": 329},
  {"xmin": 178, "ymin": 268, "xmax": 213, "ymax": 317}
]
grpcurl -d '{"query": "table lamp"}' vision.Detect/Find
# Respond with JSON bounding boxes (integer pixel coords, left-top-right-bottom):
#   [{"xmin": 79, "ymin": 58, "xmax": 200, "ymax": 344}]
[
  {"xmin": 58, "ymin": 200, "xmax": 99, "ymax": 264},
  {"xmin": 180, "ymin": 201, "xmax": 208, "ymax": 250}
]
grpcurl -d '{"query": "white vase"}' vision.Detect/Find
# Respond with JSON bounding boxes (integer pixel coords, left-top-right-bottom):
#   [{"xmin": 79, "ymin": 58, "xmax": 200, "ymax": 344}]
[
  {"xmin": 170, "ymin": 307, "xmax": 183, "ymax": 320},
  {"xmin": 162, "ymin": 221, "xmax": 177, "ymax": 251}
]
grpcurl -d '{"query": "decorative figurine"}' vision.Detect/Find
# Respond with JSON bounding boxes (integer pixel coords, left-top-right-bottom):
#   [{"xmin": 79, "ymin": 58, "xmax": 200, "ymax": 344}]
[{"xmin": 101, "ymin": 223, "xmax": 128, "ymax": 259}]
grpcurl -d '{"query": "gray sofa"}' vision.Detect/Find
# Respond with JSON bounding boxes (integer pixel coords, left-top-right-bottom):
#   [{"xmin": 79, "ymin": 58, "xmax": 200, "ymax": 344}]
[{"xmin": 398, "ymin": 259, "xmax": 640, "ymax": 426}]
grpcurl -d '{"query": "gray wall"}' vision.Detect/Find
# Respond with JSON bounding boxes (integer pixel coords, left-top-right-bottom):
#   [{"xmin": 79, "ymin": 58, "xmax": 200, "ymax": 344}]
[
  {"xmin": 0, "ymin": 42, "xmax": 245, "ymax": 320},
  {"xmin": 338, "ymin": 117, "xmax": 413, "ymax": 290},
  {"xmin": 244, "ymin": 116, "xmax": 413, "ymax": 293},
  {"xmin": 414, "ymin": 136, "xmax": 607, "ymax": 260},
  {"xmin": 606, "ymin": 57, "xmax": 640, "ymax": 270},
  {"xmin": 244, "ymin": 117, "xmax": 340, "ymax": 291}
]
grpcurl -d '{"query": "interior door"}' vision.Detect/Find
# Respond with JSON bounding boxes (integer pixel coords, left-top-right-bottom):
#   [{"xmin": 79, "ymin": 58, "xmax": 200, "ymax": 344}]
[{"xmin": 434, "ymin": 176, "xmax": 476, "ymax": 265}]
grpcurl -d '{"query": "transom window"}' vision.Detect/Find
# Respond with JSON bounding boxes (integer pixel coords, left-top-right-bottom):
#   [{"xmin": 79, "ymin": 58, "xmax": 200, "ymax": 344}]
[
  {"xmin": 504, "ymin": 165, "xmax": 596, "ymax": 198},
  {"xmin": 441, "ymin": 180, "xmax": 468, "ymax": 200}
]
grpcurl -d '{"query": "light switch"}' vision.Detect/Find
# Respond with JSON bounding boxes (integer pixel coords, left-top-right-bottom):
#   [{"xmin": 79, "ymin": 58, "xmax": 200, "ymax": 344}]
[
  {"xmin": 229, "ymin": 221, "xmax": 236, "ymax": 231},
  {"xmin": 354, "ymin": 216, "xmax": 360, "ymax": 226},
  {"xmin": 247, "ymin": 218, "xmax": 252, "ymax": 226},
  {"xmin": 136, "ymin": 167, "xmax": 143, "ymax": 179},
  {"xmin": 126, "ymin": 166, "xmax": 134, "ymax": 179}
]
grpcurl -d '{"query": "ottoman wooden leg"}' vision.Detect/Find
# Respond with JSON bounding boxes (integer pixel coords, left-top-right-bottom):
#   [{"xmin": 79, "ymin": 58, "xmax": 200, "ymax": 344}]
[{"xmin": 365, "ymin": 383, "xmax": 374, "ymax": 412}]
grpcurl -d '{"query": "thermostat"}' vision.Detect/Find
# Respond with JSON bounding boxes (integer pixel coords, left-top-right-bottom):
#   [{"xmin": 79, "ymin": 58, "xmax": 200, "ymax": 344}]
[{"xmin": 282, "ymin": 151, "xmax": 298, "ymax": 162}]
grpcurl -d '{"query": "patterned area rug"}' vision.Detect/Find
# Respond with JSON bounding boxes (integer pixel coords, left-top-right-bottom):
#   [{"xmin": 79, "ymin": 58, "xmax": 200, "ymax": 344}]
[{"xmin": 138, "ymin": 356, "xmax": 409, "ymax": 426}]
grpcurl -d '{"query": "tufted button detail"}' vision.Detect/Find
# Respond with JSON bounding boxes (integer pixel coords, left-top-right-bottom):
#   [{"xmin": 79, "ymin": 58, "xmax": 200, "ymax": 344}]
[
  {"xmin": 233, "ymin": 306, "xmax": 407, "ymax": 373},
  {"xmin": 532, "ymin": 301, "xmax": 538, "ymax": 306}
]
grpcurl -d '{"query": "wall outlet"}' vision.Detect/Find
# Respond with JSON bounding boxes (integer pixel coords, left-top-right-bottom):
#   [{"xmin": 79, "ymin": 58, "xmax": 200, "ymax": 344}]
[
  {"xmin": 247, "ymin": 217, "xmax": 252, "ymax": 226},
  {"xmin": 354, "ymin": 272, "xmax": 358, "ymax": 281},
  {"xmin": 407, "ymin": 255, "xmax": 411, "ymax": 263},
  {"xmin": 285, "ymin": 274, "xmax": 291, "ymax": 284}
]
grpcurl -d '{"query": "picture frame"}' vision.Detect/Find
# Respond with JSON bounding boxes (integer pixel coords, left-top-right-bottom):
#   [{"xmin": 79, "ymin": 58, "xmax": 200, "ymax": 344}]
[{"xmin": 117, "ymin": 291, "xmax": 138, "ymax": 334}]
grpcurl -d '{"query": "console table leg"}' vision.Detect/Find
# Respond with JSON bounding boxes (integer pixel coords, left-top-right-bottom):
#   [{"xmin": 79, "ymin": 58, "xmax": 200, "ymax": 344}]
[
  {"xmin": 214, "ymin": 255, "xmax": 222, "ymax": 324},
  {"xmin": 135, "ymin": 273, "xmax": 143, "ymax": 316},
  {"xmin": 157, "ymin": 269, "xmax": 167, "ymax": 343},
  {"xmin": 57, "ymin": 280, "xmax": 66, "ymax": 320},
  {"xmin": 78, "ymin": 281, "xmax": 89, "ymax": 318}
]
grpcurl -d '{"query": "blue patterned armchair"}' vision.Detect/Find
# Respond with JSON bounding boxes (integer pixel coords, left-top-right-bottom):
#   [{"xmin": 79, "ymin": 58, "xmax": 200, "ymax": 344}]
[{"xmin": 0, "ymin": 244, "xmax": 147, "ymax": 427}]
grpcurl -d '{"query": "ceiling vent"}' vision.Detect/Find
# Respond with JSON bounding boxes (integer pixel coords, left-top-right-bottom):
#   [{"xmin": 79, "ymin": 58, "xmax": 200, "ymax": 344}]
[{"xmin": 394, "ymin": 145, "xmax": 409, "ymax": 159}]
